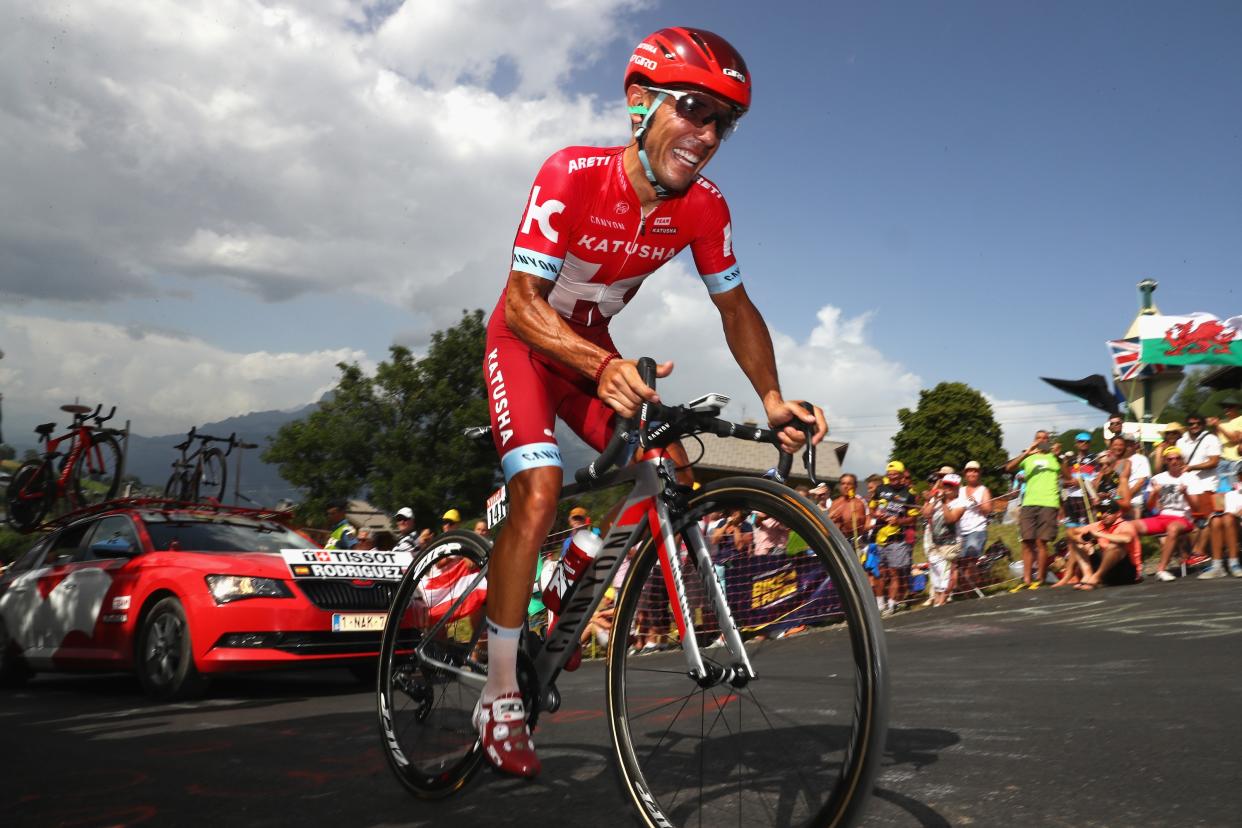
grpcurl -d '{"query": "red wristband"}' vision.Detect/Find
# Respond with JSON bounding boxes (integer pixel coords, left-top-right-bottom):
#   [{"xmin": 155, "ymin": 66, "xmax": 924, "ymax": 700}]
[{"xmin": 594, "ymin": 353, "xmax": 617, "ymax": 384}]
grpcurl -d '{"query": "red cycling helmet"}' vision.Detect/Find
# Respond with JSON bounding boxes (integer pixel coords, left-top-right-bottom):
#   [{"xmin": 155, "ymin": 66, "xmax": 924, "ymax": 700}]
[{"xmin": 624, "ymin": 27, "xmax": 751, "ymax": 111}]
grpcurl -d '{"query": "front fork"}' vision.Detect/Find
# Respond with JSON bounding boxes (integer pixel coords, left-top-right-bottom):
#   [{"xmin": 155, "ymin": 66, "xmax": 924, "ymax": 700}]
[{"xmin": 647, "ymin": 477, "xmax": 756, "ymax": 688}]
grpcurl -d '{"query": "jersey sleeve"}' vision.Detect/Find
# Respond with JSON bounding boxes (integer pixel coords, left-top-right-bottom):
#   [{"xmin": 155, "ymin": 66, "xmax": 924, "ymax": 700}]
[
  {"xmin": 688, "ymin": 179, "xmax": 742, "ymax": 295},
  {"xmin": 511, "ymin": 149, "xmax": 581, "ymax": 281}
]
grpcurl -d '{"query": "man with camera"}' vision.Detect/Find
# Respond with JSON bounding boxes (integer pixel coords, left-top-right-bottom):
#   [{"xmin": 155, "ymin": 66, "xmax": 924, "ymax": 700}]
[
  {"xmin": 1005, "ymin": 430, "xmax": 1063, "ymax": 590},
  {"xmin": 1064, "ymin": 496, "xmax": 1139, "ymax": 589}
]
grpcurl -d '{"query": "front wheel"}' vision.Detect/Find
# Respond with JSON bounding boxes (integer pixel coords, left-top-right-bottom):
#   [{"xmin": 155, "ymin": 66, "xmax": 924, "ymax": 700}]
[
  {"xmin": 377, "ymin": 529, "xmax": 491, "ymax": 798},
  {"xmin": 195, "ymin": 448, "xmax": 228, "ymax": 502},
  {"xmin": 136, "ymin": 597, "xmax": 207, "ymax": 701},
  {"xmin": 607, "ymin": 477, "xmax": 889, "ymax": 828},
  {"xmin": 5, "ymin": 461, "xmax": 53, "ymax": 531},
  {"xmin": 66, "ymin": 433, "xmax": 123, "ymax": 508}
]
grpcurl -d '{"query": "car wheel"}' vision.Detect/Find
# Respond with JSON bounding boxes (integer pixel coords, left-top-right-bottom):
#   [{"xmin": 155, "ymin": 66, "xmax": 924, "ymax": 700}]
[
  {"xmin": 0, "ymin": 619, "xmax": 32, "ymax": 688},
  {"xmin": 137, "ymin": 597, "xmax": 207, "ymax": 701}
]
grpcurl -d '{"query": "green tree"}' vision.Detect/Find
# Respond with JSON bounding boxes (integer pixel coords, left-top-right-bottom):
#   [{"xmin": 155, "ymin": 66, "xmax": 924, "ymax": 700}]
[
  {"xmin": 265, "ymin": 310, "xmax": 497, "ymax": 528},
  {"xmin": 890, "ymin": 382, "xmax": 1007, "ymax": 491},
  {"xmin": 1165, "ymin": 368, "xmax": 1213, "ymax": 423}
]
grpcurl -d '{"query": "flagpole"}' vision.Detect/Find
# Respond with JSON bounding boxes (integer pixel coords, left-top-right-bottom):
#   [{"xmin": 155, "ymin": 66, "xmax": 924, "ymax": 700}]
[{"xmin": 1138, "ymin": 279, "xmax": 1158, "ymax": 433}]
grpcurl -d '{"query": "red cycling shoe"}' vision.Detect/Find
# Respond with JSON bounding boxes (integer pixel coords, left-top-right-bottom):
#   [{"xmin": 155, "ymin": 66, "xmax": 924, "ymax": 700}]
[{"xmin": 474, "ymin": 692, "xmax": 541, "ymax": 779}]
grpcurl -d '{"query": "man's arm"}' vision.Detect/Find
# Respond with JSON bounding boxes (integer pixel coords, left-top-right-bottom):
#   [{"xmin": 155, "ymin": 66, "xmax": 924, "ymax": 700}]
[
  {"xmin": 1005, "ymin": 446, "xmax": 1035, "ymax": 474},
  {"xmin": 505, "ymin": 271, "xmax": 669, "ymax": 416},
  {"xmin": 710, "ymin": 285, "xmax": 826, "ymax": 451}
]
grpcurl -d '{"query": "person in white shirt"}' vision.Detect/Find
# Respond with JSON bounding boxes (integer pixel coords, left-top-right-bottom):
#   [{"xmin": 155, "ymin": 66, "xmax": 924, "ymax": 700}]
[
  {"xmin": 391, "ymin": 507, "xmax": 420, "ymax": 554},
  {"xmin": 1122, "ymin": 433, "xmax": 1151, "ymax": 518},
  {"xmin": 1137, "ymin": 449, "xmax": 1196, "ymax": 582},
  {"xmin": 1202, "ymin": 485, "xmax": 1242, "ymax": 578},
  {"xmin": 1175, "ymin": 415, "xmax": 1222, "ymax": 513},
  {"xmin": 946, "ymin": 461, "xmax": 991, "ymax": 592}
]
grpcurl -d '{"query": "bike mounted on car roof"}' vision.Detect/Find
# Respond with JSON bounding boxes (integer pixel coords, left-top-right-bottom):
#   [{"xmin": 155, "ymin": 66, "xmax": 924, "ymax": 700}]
[
  {"xmin": 163, "ymin": 426, "xmax": 237, "ymax": 504},
  {"xmin": 5, "ymin": 404, "xmax": 128, "ymax": 532},
  {"xmin": 375, "ymin": 358, "xmax": 890, "ymax": 828}
]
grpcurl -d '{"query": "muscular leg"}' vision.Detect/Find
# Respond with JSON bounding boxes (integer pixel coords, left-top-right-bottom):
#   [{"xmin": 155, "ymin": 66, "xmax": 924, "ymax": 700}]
[
  {"xmin": 483, "ymin": 465, "xmax": 562, "ymax": 701},
  {"xmin": 1035, "ymin": 538, "xmax": 1050, "ymax": 584},
  {"xmin": 1157, "ymin": 523, "xmax": 1187, "ymax": 572},
  {"xmin": 1082, "ymin": 542, "xmax": 1125, "ymax": 586}
]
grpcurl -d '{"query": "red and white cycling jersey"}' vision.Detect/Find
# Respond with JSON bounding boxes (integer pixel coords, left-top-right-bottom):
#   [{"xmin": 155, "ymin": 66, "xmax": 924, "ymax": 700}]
[
  {"xmin": 505, "ymin": 144, "xmax": 741, "ymax": 327},
  {"xmin": 486, "ymin": 144, "xmax": 743, "ymax": 481}
]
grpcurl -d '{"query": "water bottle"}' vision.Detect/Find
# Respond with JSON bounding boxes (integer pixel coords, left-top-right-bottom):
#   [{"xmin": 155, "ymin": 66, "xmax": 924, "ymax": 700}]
[{"xmin": 543, "ymin": 529, "xmax": 604, "ymax": 613}]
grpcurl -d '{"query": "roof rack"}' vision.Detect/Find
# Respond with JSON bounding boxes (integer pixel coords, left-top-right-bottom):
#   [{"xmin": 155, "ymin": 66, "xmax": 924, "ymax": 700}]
[{"xmin": 38, "ymin": 497, "xmax": 296, "ymax": 532}]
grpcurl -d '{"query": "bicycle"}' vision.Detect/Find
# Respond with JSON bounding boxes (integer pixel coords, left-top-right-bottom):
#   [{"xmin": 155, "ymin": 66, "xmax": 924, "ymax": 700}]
[
  {"xmin": 376, "ymin": 359, "xmax": 889, "ymax": 827},
  {"xmin": 5, "ymin": 404, "xmax": 125, "ymax": 531},
  {"xmin": 163, "ymin": 426, "xmax": 236, "ymax": 503}
]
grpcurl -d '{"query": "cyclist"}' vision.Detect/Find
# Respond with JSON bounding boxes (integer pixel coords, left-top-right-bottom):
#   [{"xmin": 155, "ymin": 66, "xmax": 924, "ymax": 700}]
[{"xmin": 477, "ymin": 26, "xmax": 827, "ymax": 778}]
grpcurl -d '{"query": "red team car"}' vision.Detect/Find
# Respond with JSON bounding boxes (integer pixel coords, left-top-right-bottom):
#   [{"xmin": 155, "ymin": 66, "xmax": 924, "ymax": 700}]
[{"xmin": 0, "ymin": 499, "xmax": 410, "ymax": 700}]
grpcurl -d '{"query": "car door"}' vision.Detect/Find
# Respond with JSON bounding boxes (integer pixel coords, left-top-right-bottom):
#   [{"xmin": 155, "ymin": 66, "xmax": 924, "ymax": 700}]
[
  {"xmin": 0, "ymin": 534, "xmax": 55, "ymax": 660},
  {"xmin": 26, "ymin": 520, "xmax": 98, "ymax": 667}
]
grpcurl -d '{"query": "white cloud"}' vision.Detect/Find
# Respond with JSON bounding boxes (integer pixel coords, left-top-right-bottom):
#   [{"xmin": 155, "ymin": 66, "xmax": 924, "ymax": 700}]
[
  {"xmin": 0, "ymin": 312, "xmax": 368, "ymax": 439},
  {"xmin": 606, "ymin": 264, "xmax": 923, "ymax": 474},
  {"xmin": 0, "ymin": 0, "xmax": 641, "ymax": 311}
]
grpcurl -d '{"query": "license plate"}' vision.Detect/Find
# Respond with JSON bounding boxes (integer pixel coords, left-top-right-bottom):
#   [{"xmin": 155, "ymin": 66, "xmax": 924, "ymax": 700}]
[{"xmin": 331, "ymin": 613, "xmax": 387, "ymax": 632}]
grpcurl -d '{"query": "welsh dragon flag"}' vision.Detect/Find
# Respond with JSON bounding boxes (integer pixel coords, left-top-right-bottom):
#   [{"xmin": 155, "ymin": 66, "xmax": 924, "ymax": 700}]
[{"xmin": 1137, "ymin": 312, "xmax": 1242, "ymax": 366}]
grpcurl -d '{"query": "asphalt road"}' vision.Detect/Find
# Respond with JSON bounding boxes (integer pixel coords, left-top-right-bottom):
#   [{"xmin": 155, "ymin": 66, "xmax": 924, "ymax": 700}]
[{"xmin": 3, "ymin": 578, "xmax": 1240, "ymax": 827}]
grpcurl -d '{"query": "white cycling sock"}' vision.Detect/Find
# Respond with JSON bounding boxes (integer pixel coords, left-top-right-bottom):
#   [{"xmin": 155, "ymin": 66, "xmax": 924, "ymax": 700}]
[
  {"xmin": 482, "ymin": 618, "xmax": 522, "ymax": 706},
  {"xmin": 875, "ymin": 595, "xmax": 885, "ymax": 611}
]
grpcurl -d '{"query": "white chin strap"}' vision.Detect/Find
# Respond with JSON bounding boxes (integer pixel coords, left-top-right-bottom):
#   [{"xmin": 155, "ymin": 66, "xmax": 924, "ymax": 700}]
[{"xmin": 631, "ymin": 92, "xmax": 671, "ymax": 198}]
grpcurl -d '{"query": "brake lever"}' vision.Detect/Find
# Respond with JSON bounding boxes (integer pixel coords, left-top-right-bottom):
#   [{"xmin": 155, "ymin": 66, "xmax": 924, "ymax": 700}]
[{"xmin": 798, "ymin": 401, "xmax": 819, "ymax": 487}]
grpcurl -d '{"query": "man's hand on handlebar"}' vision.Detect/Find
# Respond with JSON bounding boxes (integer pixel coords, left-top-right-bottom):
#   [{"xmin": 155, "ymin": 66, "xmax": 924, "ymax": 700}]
[
  {"xmin": 597, "ymin": 358, "xmax": 673, "ymax": 418},
  {"xmin": 763, "ymin": 396, "xmax": 828, "ymax": 454}
]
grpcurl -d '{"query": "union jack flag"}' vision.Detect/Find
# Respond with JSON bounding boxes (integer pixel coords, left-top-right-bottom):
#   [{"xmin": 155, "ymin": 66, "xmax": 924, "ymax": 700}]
[{"xmin": 1108, "ymin": 338, "xmax": 1170, "ymax": 381}]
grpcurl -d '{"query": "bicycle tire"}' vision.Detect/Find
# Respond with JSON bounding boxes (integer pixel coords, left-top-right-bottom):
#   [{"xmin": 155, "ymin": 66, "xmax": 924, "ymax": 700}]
[
  {"xmin": 378, "ymin": 529, "xmax": 492, "ymax": 798},
  {"xmin": 606, "ymin": 476, "xmax": 889, "ymax": 828},
  {"xmin": 66, "ymin": 433, "xmax": 123, "ymax": 507},
  {"xmin": 5, "ymin": 461, "xmax": 54, "ymax": 531},
  {"xmin": 195, "ymin": 447, "xmax": 228, "ymax": 502},
  {"xmin": 163, "ymin": 470, "xmax": 186, "ymax": 502}
]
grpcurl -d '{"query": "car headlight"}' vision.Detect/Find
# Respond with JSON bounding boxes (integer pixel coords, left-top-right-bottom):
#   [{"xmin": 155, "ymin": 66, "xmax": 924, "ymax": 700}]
[{"xmin": 205, "ymin": 575, "xmax": 293, "ymax": 604}]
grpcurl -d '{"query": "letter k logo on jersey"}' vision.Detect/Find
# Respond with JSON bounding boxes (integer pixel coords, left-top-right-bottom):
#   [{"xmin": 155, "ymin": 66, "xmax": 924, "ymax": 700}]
[{"xmin": 522, "ymin": 185, "xmax": 566, "ymax": 244}]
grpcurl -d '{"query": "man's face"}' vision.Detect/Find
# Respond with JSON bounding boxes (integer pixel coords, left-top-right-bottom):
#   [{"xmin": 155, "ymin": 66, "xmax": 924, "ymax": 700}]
[
  {"xmin": 634, "ymin": 86, "xmax": 727, "ymax": 193},
  {"xmin": 569, "ymin": 515, "xmax": 586, "ymax": 531},
  {"xmin": 1107, "ymin": 418, "xmax": 1123, "ymax": 432},
  {"xmin": 397, "ymin": 517, "xmax": 413, "ymax": 534},
  {"xmin": 1165, "ymin": 429, "xmax": 1183, "ymax": 443},
  {"xmin": 965, "ymin": 468, "xmax": 980, "ymax": 483},
  {"xmin": 1076, "ymin": 439, "xmax": 1090, "ymax": 454},
  {"xmin": 326, "ymin": 506, "xmax": 344, "ymax": 523},
  {"xmin": 840, "ymin": 475, "xmax": 857, "ymax": 494},
  {"xmin": 1166, "ymin": 454, "xmax": 1184, "ymax": 474},
  {"xmin": 1187, "ymin": 418, "xmax": 1203, "ymax": 435}
]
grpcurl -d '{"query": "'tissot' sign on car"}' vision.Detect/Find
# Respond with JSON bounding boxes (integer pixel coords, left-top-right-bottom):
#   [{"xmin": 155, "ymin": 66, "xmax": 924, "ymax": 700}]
[{"xmin": 281, "ymin": 549, "xmax": 413, "ymax": 581}]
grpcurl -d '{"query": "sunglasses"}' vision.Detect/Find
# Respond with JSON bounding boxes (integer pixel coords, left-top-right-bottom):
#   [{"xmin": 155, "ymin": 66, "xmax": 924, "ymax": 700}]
[{"xmin": 648, "ymin": 87, "xmax": 743, "ymax": 139}]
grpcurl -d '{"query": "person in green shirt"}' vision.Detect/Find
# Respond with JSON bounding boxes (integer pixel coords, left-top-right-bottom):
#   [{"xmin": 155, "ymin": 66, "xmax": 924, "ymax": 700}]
[{"xmin": 1005, "ymin": 430, "xmax": 1063, "ymax": 590}]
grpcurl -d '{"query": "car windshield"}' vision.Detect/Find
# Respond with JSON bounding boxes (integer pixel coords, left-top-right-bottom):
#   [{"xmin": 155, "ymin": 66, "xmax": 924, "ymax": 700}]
[{"xmin": 142, "ymin": 515, "xmax": 317, "ymax": 553}]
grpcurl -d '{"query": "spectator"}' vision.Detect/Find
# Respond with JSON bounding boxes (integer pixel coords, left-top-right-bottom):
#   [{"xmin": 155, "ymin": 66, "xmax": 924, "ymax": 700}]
[
  {"xmin": 753, "ymin": 510, "xmax": 790, "ymax": 556},
  {"xmin": 1177, "ymin": 414, "xmax": 1222, "ymax": 518},
  {"xmin": 949, "ymin": 461, "xmax": 992, "ymax": 592},
  {"xmin": 1122, "ymin": 434, "xmax": 1151, "ymax": 518},
  {"xmin": 828, "ymin": 473, "xmax": 870, "ymax": 548},
  {"xmin": 864, "ymin": 474, "xmax": 883, "ymax": 502},
  {"xmin": 474, "ymin": 520, "xmax": 490, "ymax": 538},
  {"xmin": 1152, "ymin": 423, "xmax": 1183, "ymax": 474},
  {"xmin": 1208, "ymin": 395, "xmax": 1242, "ymax": 490},
  {"xmin": 922, "ymin": 473, "xmax": 963, "ymax": 607},
  {"xmin": 709, "ymin": 508, "xmax": 754, "ymax": 565},
  {"xmin": 1205, "ymin": 482, "xmax": 1242, "ymax": 578},
  {"xmin": 356, "ymin": 529, "xmax": 376, "ymax": 551},
  {"xmin": 809, "ymin": 482, "xmax": 831, "ymax": 511},
  {"xmin": 1062, "ymin": 432, "xmax": 1098, "ymax": 528},
  {"xmin": 870, "ymin": 460, "xmax": 918, "ymax": 615},
  {"xmin": 441, "ymin": 508, "xmax": 462, "ymax": 534},
  {"xmin": 417, "ymin": 528, "xmax": 435, "ymax": 549},
  {"xmin": 1005, "ymin": 430, "xmax": 1062, "ymax": 590},
  {"xmin": 1138, "ymin": 448, "xmax": 1196, "ymax": 582},
  {"xmin": 392, "ymin": 507, "xmax": 419, "ymax": 554},
  {"xmin": 1102, "ymin": 414, "xmax": 1130, "ymax": 443},
  {"xmin": 324, "ymin": 499, "xmax": 358, "ymax": 550},
  {"xmin": 561, "ymin": 506, "xmax": 599, "ymax": 555},
  {"xmin": 1064, "ymin": 496, "xmax": 1139, "ymax": 589}
]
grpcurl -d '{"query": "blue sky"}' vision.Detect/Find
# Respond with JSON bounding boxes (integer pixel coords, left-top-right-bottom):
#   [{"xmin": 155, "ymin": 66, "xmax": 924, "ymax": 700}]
[{"xmin": 2, "ymin": 0, "xmax": 1239, "ymax": 472}]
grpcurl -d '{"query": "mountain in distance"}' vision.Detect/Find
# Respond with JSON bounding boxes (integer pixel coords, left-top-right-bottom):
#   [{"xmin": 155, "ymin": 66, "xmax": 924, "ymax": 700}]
[{"xmin": 120, "ymin": 402, "xmax": 319, "ymax": 506}]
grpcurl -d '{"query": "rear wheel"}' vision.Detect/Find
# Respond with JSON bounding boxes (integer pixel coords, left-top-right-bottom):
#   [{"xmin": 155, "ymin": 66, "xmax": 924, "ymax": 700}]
[
  {"xmin": 136, "ymin": 597, "xmax": 207, "ymax": 701},
  {"xmin": 378, "ymin": 530, "xmax": 491, "ymax": 798},
  {"xmin": 5, "ymin": 461, "xmax": 53, "ymax": 531},
  {"xmin": 163, "ymin": 470, "xmax": 186, "ymax": 501},
  {"xmin": 66, "ymin": 433, "xmax": 123, "ymax": 507},
  {"xmin": 607, "ymin": 477, "xmax": 889, "ymax": 828}
]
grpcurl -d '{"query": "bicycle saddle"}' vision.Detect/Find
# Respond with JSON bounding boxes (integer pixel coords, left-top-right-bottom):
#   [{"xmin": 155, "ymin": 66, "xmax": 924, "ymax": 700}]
[
  {"xmin": 60, "ymin": 404, "xmax": 92, "ymax": 415},
  {"xmin": 35, "ymin": 422, "xmax": 56, "ymax": 436}
]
